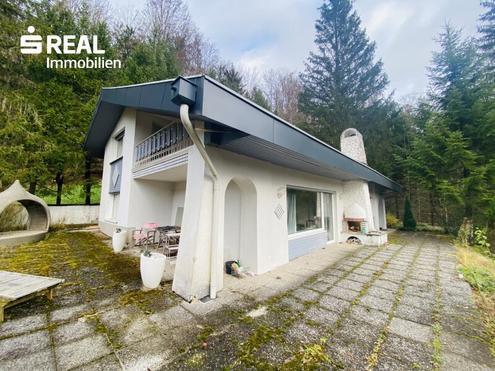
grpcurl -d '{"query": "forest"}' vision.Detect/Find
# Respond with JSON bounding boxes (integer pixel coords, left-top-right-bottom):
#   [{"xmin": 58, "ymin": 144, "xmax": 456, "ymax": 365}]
[{"xmin": 0, "ymin": 0, "xmax": 494, "ymax": 249}]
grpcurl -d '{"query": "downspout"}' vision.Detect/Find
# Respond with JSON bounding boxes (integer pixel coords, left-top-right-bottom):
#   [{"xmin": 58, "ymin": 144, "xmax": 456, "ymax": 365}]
[{"xmin": 179, "ymin": 104, "xmax": 219, "ymax": 299}]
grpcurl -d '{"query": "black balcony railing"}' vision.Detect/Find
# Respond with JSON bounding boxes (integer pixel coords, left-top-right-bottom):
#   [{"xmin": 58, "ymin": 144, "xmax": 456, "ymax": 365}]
[{"xmin": 134, "ymin": 123, "xmax": 192, "ymax": 167}]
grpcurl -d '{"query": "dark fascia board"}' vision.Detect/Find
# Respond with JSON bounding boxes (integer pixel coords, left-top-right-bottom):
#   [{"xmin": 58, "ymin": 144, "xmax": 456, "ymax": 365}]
[
  {"xmin": 200, "ymin": 76, "xmax": 401, "ymax": 192},
  {"xmin": 84, "ymin": 75, "xmax": 401, "ymax": 192}
]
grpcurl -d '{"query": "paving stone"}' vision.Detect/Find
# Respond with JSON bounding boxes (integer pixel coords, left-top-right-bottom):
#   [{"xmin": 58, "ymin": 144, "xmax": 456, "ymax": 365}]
[
  {"xmin": 380, "ymin": 334, "xmax": 433, "ymax": 369},
  {"xmin": 401, "ymin": 293, "xmax": 435, "ymax": 310},
  {"xmin": 374, "ymin": 354, "xmax": 410, "ymax": 370},
  {"xmin": 333, "ymin": 317, "xmax": 380, "ymax": 345},
  {"xmin": 441, "ymin": 331, "xmax": 495, "ymax": 367},
  {"xmin": 359, "ymin": 294, "xmax": 394, "ymax": 313},
  {"xmin": 440, "ymin": 313, "xmax": 486, "ymax": 339},
  {"xmin": 50, "ymin": 303, "xmax": 91, "ymax": 323},
  {"xmin": 308, "ymin": 279, "xmax": 335, "ymax": 293},
  {"xmin": 256, "ymin": 339, "xmax": 293, "ymax": 365},
  {"xmin": 0, "ymin": 348, "xmax": 55, "ymax": 370},
  {"xmin": 349, "ymin": 305, "xmax": 389, "ymax": 328},
  {"xmin": 99, "ymin": 305, "xmax": 156, "ymax": 346},
  {"xmin": 441, "ymin": 351, "xmax": 493, "ymax": 371},
  {"xmin": 304, "ymin": 306, "xmax": 339, "ymax": 327},
  {"xmin": 327, "ymin": 286, "xmax": 360, "ymax": 302},
  {"xmin": 346, "ymin": 272, "xmax": 371, "ymax": 283},
  {"xmin": 0, "ymin": 329, "xmax": 51, "ymax": 359},
  {"xmin": 394, "ymin": 303, "xmax": 432, "ymax": 326},
  {"xmin": 366, "ymin": 286, "xmax": 396, "ymax": 300},
  {"xmin": 335, "ymin": 278, "xmax": 365, "ymax": 292},
  {"xmin": 279, "ymin": 295, "xmax": 305, "ymax": 311},
  {"xmin": 353, "ymin": 267, "xmax": 376, "ymax": 277},
  {"xmin": 374, "ymin": 279, "xmax": 400, "ymax": 292},
  {"xmin": 75, "ymin": 354, "xmax": 122, "ymax": 371},
  {"xmin": 285, "ymin": 320, "xmax": 326, "ymax": 344},
  {"xmin": 318, "ymin": 274, "xmax": 340, "ymax": 285},
  {"xmin": 116, "ymin": 334, "xmax": 173, "ymax": 370},
  {"xmin": 149, "ymin": 305, "xmax": 197, "ymax": 331},
  {"xmin": 319, "ymin": 295, "xmax": 352, "ymax": 314},
  {"xmin": 389, "ymin": 317, "xmax": 433, "ymax": 343},
  {"xmin": 52, "ymin": 319, "xmax": 95, "ymax": 345},
  {"xmin": 0, "ymin": 313, "xmax": 47, "ymax": 337},
  {"xmin": 326, "ymin": 338, "xmax": 372, "ymax": 370},
  {"xmin": 291, "ymin": 287, "xmax": 320, "ymax": 302},
  {"xmin": 55, "ymin": 334, "xmax": 112, "ymax": 370}
]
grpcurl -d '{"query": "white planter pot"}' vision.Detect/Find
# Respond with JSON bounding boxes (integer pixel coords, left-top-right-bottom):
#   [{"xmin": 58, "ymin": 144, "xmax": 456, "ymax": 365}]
[
  {"xmin": 140, "ymin": 252, "xmax": 167, "ymax": 289},
  {"xmin": 112, "ymin": 229, "xmax": 127, "ymax": 253}
]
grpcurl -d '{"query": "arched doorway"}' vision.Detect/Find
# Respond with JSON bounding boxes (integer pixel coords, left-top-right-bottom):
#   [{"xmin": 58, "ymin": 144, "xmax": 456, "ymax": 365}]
[
  {"xmin": 0, "ymin": 180, "xmax": 50, "ymax": 246},
  {"xmin": 223, "ymin": 178, "xmax": 257, "ymax": 273}
]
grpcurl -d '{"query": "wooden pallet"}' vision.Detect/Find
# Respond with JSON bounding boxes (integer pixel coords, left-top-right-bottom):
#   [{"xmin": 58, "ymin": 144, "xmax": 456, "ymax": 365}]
[{"xmin": 0, "ymin": 270, "xmax": 64, "ymax": 322}]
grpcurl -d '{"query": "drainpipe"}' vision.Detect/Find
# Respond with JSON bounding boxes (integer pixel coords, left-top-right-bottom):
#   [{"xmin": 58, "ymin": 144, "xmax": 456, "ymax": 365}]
[{"xmin": 179, "ymin": 104, "xmax": 219, "ymax": 299}]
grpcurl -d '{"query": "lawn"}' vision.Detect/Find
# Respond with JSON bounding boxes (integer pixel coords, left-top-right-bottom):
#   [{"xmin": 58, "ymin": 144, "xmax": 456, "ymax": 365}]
[{"xmin": 38, "ymin": 183, "xmax": 101, "ymax": 205}]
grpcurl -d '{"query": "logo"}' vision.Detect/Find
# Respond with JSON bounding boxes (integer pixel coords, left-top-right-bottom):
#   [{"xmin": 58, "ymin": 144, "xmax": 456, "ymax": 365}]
[{"xmin": 20, "ymin": 26, "xmax": 121, "ymax": 69}]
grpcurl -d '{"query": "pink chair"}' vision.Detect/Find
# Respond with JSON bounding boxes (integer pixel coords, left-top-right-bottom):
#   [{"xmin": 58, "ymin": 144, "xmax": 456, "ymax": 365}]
[{"xmin": 133, "ymin": 222, "xmax": 159, "ymax": 246}]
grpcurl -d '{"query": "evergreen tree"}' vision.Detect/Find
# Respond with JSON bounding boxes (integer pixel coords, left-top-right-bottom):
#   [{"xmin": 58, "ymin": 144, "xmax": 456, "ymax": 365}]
[
  {"xmin": 213, "ymin": 63, "xmax": 245, "ymax": 95},
  {"xmin": 299, "ymin": 0, "xmax": 388, "ymax": 146},
  {"xmin": 479, "ymin": 0, "xmax": 495, "ymax": 69},
  {"xmin": 402, "ymin": 198, "xmax": 417, "ymax": 231},
  {"xmin": 249, "ymin": 87, "xmax": 270, "ymax": 110}
]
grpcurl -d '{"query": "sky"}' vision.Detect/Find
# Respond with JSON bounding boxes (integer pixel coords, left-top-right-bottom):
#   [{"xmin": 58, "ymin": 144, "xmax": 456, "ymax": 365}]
[{"xmin": 110, "ymin": 0, "xmax": 484, "ymax": 100}]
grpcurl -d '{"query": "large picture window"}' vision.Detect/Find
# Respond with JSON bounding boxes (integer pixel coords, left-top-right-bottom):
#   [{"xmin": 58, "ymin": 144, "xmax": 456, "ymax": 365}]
[{"xmin": 287, "ymin": 188, "xmax": 322, "ymax": 234}]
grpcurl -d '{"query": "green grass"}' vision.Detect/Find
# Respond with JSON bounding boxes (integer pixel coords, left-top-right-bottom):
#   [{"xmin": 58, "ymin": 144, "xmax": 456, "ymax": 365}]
[
  {"xmin": 459, "ymin": 266, "xmax": 495, "ymax": 294},
  {"xmin": 39, "ymin": 183, "xmax": 101, "ymax": 205}
]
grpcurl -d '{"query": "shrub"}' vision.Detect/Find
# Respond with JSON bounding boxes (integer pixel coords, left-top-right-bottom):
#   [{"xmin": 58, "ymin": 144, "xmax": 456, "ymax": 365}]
[
  {"xmin": 0, "ymin": 202, "xmax": 28, "ymax": 232},
  {"xmin": 386, "ymin": 213, "xmax": 401, "ymax": 228},
  {"xmin": 402, "ymin": 197, "xmax": 417, "ymax": 231}
]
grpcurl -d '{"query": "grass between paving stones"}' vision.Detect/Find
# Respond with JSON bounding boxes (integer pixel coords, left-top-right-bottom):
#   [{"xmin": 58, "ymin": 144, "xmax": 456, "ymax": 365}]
[
  {"xmin": 268, "ymin": 240, "xmax": 408, "ymax": 368},
  {"xmin": 177, "ymin": 245, "xmax": 389, "ymax": 369},
  {"xmin": 431, "ymin": 247, "xmax": 443, "ymax": 369},
  {"xmin": 366, "ymin": 235, "xmax": 425, "ymax": 370},
  {"xmin": 456, "ymin": 244, "xmax": 495, "ymax": 356}
]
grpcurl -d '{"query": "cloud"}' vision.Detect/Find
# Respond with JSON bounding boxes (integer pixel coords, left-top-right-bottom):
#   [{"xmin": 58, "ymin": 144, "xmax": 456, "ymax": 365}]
[{"xmin": 109, "ymin": 0, "xmax": 483, "ymax": 98}]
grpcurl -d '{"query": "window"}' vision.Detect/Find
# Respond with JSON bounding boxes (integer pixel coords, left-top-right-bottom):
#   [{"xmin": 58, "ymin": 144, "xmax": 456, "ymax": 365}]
[
  {"xmin": 115, "ymin": 130, "xmax": 124, "ymax": 158},
  {"xmin": 287, "ymin": 188, "xmax": 322, "ymax": 234}
]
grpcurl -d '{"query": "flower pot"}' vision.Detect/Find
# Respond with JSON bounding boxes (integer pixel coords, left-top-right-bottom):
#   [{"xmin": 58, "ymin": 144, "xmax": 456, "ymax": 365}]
[
  {"xmin": 140, "ymin": 252, "xmax": 166, "ymax": 289},
  {"xmin": 112, "ymin": 228, "xmax": 127, "ymax": 253}
]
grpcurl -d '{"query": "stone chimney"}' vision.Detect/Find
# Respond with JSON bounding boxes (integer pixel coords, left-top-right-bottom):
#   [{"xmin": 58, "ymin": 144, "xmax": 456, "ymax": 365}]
[{"xmin": 340, "ymin": 128, "xmax": 367, "ymax": 164}]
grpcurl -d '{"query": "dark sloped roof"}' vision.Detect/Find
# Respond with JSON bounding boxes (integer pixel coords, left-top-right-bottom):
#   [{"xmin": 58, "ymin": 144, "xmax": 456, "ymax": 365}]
[{"xmin": 84, "ymin": 75, "xmax": 400, "ymax": 191}]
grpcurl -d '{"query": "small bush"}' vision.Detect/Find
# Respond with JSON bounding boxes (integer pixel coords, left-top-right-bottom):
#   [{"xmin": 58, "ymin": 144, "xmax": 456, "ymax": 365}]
[
  {"xmin": 474, "ymin": 227, "xmax": 492, "ymax": 254},
  {"xmin": 386, "ymin": 213, "xmax": 401, "ymax": 229},
  {"xmin": 402, "ymin": 198, "xmax": 417, "ymax": 231}
]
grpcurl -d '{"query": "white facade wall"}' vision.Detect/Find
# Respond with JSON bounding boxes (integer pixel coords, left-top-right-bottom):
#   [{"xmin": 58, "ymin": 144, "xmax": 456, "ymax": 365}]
[{"xmin": 97, "ymin": 111, "xmax": 389, "ymax": 300}]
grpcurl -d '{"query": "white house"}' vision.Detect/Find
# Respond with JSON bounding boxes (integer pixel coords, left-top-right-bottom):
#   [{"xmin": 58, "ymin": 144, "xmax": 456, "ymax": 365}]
[{"xmin": 84, "ymin": 75, "xmax": 400, "ymax": 301}]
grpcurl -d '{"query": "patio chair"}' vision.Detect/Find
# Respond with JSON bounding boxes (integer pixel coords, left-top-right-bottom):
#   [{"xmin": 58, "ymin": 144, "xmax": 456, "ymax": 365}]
[
  {"xmin": 133, "ymin": 222, "xmax": 159, "ymax": 247},
  {"xmin": 157, "ymin": 226, "xmax": 181, "ymax": 257}
]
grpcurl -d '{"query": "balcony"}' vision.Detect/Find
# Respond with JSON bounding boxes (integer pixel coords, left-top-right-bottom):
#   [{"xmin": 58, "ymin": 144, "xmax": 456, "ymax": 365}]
[{"xmin": 134, "ymin": 123, "xmax": 193, "ymax": 169}]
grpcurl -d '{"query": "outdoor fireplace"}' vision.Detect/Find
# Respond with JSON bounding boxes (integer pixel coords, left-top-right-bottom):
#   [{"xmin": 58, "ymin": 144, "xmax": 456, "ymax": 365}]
[{"xmin": 347, "ymin": 220, "xmax": 362, "ymax": 232}]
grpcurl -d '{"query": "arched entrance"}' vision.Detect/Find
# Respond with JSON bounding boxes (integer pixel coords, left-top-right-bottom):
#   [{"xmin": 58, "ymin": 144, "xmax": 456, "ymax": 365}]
[
  {"xmin": 223, "ymin": 177, "xmax": 257, "ymax": 273},
  {"xmin": 0, "ymin": 180, "xmax": 50, "ymax": 246}
]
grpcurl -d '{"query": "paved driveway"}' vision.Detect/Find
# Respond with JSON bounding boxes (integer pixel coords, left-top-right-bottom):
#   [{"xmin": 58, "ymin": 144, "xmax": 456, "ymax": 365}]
[{"xmin": 0, "ymin": 232, "xmax": 493, "ymax": 370}]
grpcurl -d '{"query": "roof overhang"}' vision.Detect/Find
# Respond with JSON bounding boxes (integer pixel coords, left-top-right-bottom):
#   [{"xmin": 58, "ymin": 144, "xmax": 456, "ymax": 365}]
[{"xmin": 84, "ymin": 75, "xmax": 401, "ymax": 192}]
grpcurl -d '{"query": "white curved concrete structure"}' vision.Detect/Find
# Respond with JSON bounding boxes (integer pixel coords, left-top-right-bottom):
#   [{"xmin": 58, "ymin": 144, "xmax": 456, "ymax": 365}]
[{"xmin": 0, "ymin": 180, "xmax": 50, "ymax": 246}]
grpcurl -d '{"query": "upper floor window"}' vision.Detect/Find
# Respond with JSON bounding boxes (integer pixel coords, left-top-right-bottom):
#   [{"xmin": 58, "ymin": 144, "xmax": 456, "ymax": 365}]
[{"xmin": 115, "ymin": 130, "xmax": 125, "ymax": 159}]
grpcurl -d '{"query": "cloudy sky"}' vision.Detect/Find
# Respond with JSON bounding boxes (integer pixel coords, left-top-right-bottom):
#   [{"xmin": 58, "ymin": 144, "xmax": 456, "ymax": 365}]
[{"xmin": 111, "ymin": 0, "xmax": 483, "ymax": 100}]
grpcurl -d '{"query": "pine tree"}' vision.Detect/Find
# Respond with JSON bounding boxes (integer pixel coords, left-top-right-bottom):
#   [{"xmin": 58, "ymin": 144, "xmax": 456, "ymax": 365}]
[
  {"xmin": 402, "ymin": 198, "xmax": 417, "ymax": 231},
  {"xmin": 299, "ymin": 0, "xmax": 388, "ymax": 146},
  {"xmin": 214, "ymin": 63, "xmax": 245, "ymax": 95},
  {"xmin": 249, "ymin": 87, "xmax": 270, "ymax": 110},
  {"xmin": 479, "ymin": 0, "xmax": 495, "ymax": 69}
]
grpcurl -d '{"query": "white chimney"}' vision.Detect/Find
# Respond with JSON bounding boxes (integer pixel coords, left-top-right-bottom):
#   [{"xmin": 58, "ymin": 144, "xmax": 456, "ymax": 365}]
[{"xmin": 340, "ymin": 128, "xmax": 367, "ymax": 164}]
